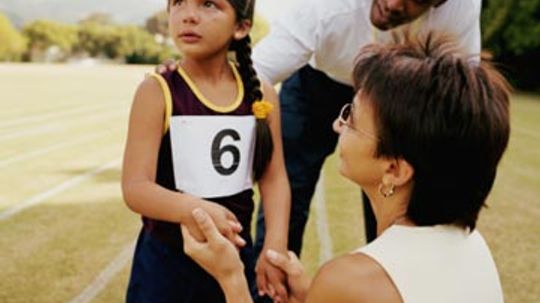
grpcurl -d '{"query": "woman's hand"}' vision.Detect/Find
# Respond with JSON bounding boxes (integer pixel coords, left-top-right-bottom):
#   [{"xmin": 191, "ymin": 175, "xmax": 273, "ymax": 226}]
[
  {"xmin": 266, "ymin": 249, "xmax": 311, "ymax": 303},
  {"xmin": 181, "ymin": 208, "xmax": 245, "ymax": 280},
  {"xmin": 256, "ymin": 251, "xmax": 289, "ymax": 303},
  {"xmin": 182, "ymin": 200, "xmax": 245, "ymax": 248}
]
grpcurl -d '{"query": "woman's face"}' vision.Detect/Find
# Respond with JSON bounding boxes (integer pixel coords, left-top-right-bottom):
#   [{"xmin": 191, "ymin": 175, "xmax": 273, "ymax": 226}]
[{"xmin": 334, "ymin": 92, "xmax": 384, "ymax": 189}]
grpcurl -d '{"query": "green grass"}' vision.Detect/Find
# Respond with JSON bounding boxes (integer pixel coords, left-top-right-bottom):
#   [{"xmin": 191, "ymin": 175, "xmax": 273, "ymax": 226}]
[{"xmin": 0, "ymin": 63, "xmax": 538, "ymax": 303}]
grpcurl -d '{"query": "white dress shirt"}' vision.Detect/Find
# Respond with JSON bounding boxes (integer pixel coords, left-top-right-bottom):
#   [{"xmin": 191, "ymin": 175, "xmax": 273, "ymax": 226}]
[{"xmin": 253, "ymin": 0, "xmax": 482, "ymax": 85}]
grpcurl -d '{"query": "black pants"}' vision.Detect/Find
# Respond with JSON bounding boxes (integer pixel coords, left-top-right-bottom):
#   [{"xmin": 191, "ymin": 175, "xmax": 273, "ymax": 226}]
[{"xmin": 254, "ymin": 65, "xmax": 377, "ymax": 262}]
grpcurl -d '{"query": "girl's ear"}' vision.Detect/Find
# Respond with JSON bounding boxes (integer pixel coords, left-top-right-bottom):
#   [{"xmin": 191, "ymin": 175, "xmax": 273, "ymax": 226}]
[{"xmin": 233, "ymin": 19, "xmax": 252, "ymax": 41}]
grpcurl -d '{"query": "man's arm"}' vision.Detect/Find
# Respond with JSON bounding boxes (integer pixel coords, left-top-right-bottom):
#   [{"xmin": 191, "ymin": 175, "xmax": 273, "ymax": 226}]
[
  {"xmin": 253, "ymin": 0, "xmax": 319, "ymax": 84},
  {"xmin": 429, "ymin": 0, "xmax": 482, "ymax": 57}
]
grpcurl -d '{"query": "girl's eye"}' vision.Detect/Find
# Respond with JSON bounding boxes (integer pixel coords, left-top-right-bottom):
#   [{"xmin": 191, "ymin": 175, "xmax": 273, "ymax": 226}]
[
  {"xmin": 203, "ymin": 1, "xmax": 217, "ymax": 8},
  {"xmin": 172, "ymin": 0, "xmax": 184, "ymax": 6}
]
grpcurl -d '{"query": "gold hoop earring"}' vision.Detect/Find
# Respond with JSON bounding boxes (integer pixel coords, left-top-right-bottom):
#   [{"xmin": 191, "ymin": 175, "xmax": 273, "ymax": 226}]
[{"xmin": 378, "ymin": 183, "xmax": 395, "ymax": 198}]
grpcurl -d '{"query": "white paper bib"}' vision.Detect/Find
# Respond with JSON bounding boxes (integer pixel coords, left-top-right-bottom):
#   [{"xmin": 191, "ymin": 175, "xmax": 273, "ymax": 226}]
[{"xmin": 169, "ymin": 115, "xmax": 255, "ymax": 198}]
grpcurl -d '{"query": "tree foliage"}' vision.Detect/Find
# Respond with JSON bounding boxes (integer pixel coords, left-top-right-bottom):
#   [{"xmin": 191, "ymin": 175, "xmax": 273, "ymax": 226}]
[
  {"xmin": 482, "ymin": 0, "xmax": 540, "ymax": 56},
  {"xmin": 481, "ymin": 0, "xmax": 540, "ymax": 89},
  {"xmin": 23, "ymin": 20, "xmax": 78, "ymax": 53},
  {"xmin": 0, "ymin": 13, "xmax": 26, "ymax": 61},
  {"xmin": 146, "ymin": 10, "xmax": 169, "ymax": 37}
]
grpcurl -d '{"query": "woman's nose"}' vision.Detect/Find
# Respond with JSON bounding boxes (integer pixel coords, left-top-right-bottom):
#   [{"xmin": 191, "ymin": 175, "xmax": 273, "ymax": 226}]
[{"xmin": 386, "ymin": 0, "xmax": 405, "ymax": 13}]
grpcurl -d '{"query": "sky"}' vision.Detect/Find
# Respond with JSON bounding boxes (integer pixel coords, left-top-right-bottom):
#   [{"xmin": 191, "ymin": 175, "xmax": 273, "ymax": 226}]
[{"xmin": 0, "ymin": 0, "xmax": 301, "ymax": 26}]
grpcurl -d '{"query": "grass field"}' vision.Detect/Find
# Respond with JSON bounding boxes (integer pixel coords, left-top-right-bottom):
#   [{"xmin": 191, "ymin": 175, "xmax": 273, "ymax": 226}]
[{"xmin": 0, "ymin": 63, "xmax": 538, "ymax": 303}]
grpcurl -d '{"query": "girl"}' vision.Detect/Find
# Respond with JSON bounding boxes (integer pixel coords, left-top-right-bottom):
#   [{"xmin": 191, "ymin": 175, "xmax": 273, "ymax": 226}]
[{"xmin": 121, "ymin": 0, "xmax": 290, "ymax": 302}]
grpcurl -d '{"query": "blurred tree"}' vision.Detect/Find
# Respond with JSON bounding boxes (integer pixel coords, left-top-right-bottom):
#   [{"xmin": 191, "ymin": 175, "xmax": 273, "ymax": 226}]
[
  {"xmin": 482, "ymin": 0, "xmax": 540, "ymax": 90},
  {"xmin": 146, "ymin": 10, "xmax": 169, "ymax": 37},
  {"xmin": 114, "ymin": 25, "xmax": 165, "ymax": 63},
  {"xmin": 23, "ymin": 20, "xmax": 78, "ymax": 58},
  {"xmin": 77, "ymin": 22, "xmax": 115, "ymax": 57},
  {"xmin": 0, "ymin": 13, "xmax": 26, "ymax": 61},
  {"xmin": 79, "ymin": 12, "xmax": 115, "ymax": 26},
  {"xmin": 482, "ymin": 0, "xmax": 540, "ymax": 56},
  {"xmin": 78, "ymin": 23, "xmax": 173, "ymax": 64}
]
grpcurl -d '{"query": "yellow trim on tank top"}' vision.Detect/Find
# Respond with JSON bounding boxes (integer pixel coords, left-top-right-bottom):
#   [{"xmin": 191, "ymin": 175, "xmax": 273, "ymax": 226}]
[
  {"xmin": 176, "ymin": 62, "xmax": 245, "ymax": 113},
  {"xmin": 148, "ymin": 72, "xmax": 173, "ymax": 134}
]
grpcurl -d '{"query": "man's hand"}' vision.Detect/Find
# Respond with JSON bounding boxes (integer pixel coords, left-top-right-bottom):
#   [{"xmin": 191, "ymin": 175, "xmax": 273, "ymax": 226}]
[{"xmin": 155, "ymin": 59, "xmax": 178, "ymax": 74}]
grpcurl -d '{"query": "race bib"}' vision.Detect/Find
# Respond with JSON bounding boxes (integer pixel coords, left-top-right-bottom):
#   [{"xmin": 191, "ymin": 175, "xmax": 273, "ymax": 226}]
[{"xmin": 169, "ymin": 115, "xmax": 255, "ymax": 198}]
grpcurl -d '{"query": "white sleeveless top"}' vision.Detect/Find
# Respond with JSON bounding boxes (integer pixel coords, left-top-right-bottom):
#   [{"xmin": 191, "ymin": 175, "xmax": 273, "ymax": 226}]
[{"xmin": 355, "ymin": 225, "xmax": 504, "ymax": 303}]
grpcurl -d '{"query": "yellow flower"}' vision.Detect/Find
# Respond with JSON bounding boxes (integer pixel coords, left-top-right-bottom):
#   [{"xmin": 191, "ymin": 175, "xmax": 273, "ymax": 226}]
[{"xmin": 252, "ymin": 100, "xmax": 273, "ymax": 119}]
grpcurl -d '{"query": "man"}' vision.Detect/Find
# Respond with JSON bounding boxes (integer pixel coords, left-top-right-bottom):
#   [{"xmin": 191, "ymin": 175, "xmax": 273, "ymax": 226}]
[{"xmin": 252, "ymin": 0, "xmax": 482, "ymax": 257}]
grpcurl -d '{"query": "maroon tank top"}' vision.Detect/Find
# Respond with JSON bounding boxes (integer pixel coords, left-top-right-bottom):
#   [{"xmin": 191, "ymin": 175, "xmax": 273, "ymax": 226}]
[{"xmin": 145, "ymin": 65, "xmax": 255, "ymax": 248}]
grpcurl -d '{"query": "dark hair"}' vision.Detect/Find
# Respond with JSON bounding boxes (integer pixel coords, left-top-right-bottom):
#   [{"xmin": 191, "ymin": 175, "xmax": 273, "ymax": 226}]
[
  {"xmin": 228, "ymin": 0, "xmax": 273, "ymax": 181},
  {"xmin": 352, "ymin": 33, "xmax": 511, "ymax": 230}
]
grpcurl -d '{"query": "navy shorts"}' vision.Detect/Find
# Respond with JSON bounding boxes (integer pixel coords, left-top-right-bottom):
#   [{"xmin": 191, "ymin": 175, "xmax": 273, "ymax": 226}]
[{"xmin": 126, "ymin": 228, "xmax": 257, "ymax": 303}]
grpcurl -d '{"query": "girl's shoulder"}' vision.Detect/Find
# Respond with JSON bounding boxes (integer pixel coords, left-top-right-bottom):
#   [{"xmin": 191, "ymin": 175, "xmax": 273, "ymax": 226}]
[{"xmin": 129, "ymin": 75, "xmax": 167, "ymax": 129}]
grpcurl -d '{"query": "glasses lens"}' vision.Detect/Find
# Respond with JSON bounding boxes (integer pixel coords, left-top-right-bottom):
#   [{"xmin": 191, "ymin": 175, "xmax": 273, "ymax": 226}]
[{"xmin": 341, "ymin": 104, "xmax": 351, "ymax": 121}]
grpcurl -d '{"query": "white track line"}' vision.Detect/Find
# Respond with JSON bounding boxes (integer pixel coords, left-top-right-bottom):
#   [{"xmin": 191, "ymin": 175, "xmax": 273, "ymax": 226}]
[
  {"xmin": 0, "ymin": 128, "xmax": 120, "ymax": 169},
  {"xmin": 0, "ymin": 110, "xmax": 124, "ymax": 143},
  {"xmin": 0, "ymin": 124, "xmax": 60, "ymax": 142},
  {"xmin": 0, "ymin": 159, "xmax": 120, "ymax": 221},
  {"xmin": 67, "ymin": 242, "xmax": 135, "ymax": 303},
  {"xmin": 314, "ymin": 174, "xmax": 333, "ymax": 265},
  {"xmin": 0, "ymin": 103, "xmax": 114, "ymax": 129}
]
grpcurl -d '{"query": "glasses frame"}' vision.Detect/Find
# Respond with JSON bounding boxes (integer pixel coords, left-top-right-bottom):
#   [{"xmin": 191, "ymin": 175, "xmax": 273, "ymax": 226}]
[{"xmin": 337, "ymin": 103, "xmax": 378, "ymax": 141}]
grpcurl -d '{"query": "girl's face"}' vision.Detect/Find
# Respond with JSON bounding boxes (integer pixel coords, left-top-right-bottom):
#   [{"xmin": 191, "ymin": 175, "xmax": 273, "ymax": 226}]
[
  {"xmin": 168, "ymin": 0, "xmax": 250, "ymax": 59},
  {"xmin": 334, "ymin": 92, "xmax": 384, "ymax": 189}
]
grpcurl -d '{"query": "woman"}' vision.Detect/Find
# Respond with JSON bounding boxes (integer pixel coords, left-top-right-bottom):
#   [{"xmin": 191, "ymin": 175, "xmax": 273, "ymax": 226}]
[{"xmin": 181, "ymin": 33, "xmax": 509, "ymax": 303}]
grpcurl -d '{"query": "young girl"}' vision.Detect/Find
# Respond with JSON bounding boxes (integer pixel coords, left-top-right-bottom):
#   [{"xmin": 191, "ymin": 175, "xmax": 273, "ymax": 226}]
[{"xmin": 121, "ymin": 0, "xmax": 290, "ymax": 302}]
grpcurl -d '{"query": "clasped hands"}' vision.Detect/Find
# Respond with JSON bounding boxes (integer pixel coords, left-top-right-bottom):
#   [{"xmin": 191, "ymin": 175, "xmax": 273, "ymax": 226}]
[{"xmin": 181, "ymin": 208, "xmax": 310, "ymax": 303}]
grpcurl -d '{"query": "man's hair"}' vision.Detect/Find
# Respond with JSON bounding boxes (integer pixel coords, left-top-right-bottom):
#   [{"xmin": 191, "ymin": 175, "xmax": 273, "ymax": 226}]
[{"xmin": 353, "ymin": 33, "xmax": 511, "ymax": 230}]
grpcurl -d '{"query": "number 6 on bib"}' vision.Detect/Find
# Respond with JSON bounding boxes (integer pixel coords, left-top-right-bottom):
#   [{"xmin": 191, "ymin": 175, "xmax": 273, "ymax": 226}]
[{"xmin": 169, "ymin": 115, "xmax": 256, "ymax": 198}]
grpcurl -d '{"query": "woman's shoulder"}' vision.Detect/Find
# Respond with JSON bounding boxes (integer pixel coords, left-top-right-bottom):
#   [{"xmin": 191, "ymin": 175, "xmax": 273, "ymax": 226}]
[{"xmin": 305, "ymin": 253, "xmax": 402, "ymax": 303}]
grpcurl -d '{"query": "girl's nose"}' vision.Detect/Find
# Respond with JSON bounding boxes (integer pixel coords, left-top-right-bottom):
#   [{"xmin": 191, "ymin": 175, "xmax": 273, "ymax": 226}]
[{"xmin": 181, "ymin": 2, "xmax": 200, "ymax": 23}]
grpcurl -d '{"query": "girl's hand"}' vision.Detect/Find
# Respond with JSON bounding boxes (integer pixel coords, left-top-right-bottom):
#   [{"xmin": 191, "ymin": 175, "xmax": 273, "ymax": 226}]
[
  {"xmin": 266, "ymin": 249, "xmax": 311, "ymax": 303},
  {"xmin": 256, "ymin": 249, "xmax": 289, "ymax": 303},
  {"xmin": 182, "ymin": 208, "xmax": 244, "ymax": 280}
]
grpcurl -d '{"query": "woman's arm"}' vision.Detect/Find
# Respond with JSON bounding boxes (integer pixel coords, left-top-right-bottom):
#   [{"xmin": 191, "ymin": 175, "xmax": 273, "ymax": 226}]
[
  {"xmin": 122, "ymin": 77, "xmax": 243, "ymax": 244},
  {"xmin": 181, "ymin": 208, "xmax": 253, "ymax": 303}
]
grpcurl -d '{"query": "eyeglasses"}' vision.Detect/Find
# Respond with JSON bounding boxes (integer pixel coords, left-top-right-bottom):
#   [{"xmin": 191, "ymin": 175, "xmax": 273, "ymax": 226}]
[{"xmin": 337, "ymin": 103, "xmax": 378, "ymax": 141}]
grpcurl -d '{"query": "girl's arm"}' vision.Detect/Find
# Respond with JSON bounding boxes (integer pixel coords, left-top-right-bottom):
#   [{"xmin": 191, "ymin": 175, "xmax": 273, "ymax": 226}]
[
  {"xmin": 255, "ymin": 80, "xmax": 292, "ymax": 300},
  {"xmin": 122, "ymin": 77, "xmax": 243, "ymax": 244},
  {"xmin": 258, "ymin": 80, "xmax": 291, "ymax": 254}
]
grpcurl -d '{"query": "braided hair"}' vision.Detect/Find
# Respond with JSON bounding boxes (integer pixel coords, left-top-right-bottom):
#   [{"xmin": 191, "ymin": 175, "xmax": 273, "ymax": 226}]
[{"xmin": 228, "ymin": 0, "xmax": 274, "ymax": 180}]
